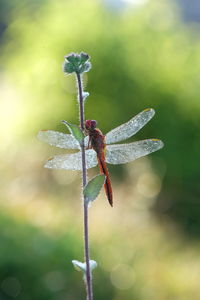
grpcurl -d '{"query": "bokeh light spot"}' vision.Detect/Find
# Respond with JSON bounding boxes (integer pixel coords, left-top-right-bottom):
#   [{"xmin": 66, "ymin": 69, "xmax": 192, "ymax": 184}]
[
  {"xmin": 43, "ymin": 270, "xmax": 66, "ymax": 292},
  {"xmin": 137, "ymin": 172, "xmax": 161, "ymax": 199},
  {"xmin": 1, "ymin": 277, "xmax": 21, "ymax": 297},
  {"xmin": 110, "ymin": 264, "xmax": 135, "ymax": 290}
]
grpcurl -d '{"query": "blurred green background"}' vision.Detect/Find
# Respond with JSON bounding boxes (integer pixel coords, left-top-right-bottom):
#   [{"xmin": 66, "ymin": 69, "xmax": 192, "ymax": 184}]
[{"xmin": 1, "ymin": 0, "xmax": 200, "ymax": 299}]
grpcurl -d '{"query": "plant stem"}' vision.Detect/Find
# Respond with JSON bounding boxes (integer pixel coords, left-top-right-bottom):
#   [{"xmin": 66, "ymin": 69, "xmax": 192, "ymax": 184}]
[{"xmin": 76, "ymin": 72, "xmax": 93, "ymax": 300}]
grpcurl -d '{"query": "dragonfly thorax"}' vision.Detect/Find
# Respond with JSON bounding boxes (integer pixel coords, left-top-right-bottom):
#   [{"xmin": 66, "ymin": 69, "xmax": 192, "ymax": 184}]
[{"xmin": 85, "ymin": 120, "xmax": 105, "ymax": 154}]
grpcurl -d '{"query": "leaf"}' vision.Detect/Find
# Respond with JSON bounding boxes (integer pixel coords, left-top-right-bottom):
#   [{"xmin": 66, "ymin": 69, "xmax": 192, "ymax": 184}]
[
  {"xmin": 72, "ymin": 260, "xmax": 97, "ymax": 273},
  {"xmin": 89, "ymin": 260, "xmax": 98, "ymax": 271},
  {"xmin": 65, "ymin": 53, "xmax": 79, "ymax": 64},
  {"xmin": 72, "ymin": 260, "xmax": 86, "ymax": 272},
  {"xmin": 83, "ymin": 92, "xmax": 89, "ymax": 101},
  {"xmin": 62, "ymin": 62, "xmax": 74, "ymax": 74},
  {"xmin": 61, "ymin": 120, "xmax": 85, "ymax": 145},
  {"xmin": 79, "ymin": 62, "xmax": 91, "ymax": 73},
  {"xmin": 80, "ymin": 52, "xmax": 89, "ymax": 63},
  {"xmin": 84, "ymin": 174, "xmax": 106, "ymax": 204}
]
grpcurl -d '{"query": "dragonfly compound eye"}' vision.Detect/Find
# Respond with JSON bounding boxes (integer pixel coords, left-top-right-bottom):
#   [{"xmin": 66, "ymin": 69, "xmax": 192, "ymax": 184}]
[
  {"xmin": 90, "ymin": 120, "xmax": 97, "ymax": 129},
  {"xmin": 85, "ymin": 120, "xmax": 97, "ymax": 130}
]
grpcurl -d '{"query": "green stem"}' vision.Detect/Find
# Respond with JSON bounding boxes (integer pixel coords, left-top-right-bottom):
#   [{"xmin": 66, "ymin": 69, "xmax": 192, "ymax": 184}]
[{"xmin": 76, "ymin": 72, "xmax": 93, "ymax": 300}]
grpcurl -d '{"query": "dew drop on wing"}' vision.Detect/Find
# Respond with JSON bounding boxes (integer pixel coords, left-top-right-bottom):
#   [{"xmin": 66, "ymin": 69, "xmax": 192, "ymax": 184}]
[
  {"xmin": 105, "ymin": 139, "xmax": 164, "ymax": 164},
  {"xmin": 37, "ymin": 130, "xmax": 80, "ymax": 149},
  {"xmin": 44, "ymin": 149, "xmax": 98, "ymax": 170},
  {"xmin": 105, "ymin": 108, "xmax": 155, "ymax": 144}
]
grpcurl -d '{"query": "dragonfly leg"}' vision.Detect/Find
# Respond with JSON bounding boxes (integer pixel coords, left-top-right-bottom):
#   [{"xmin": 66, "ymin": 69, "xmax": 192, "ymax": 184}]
[{"xmin": 85, "ymin": 136, "xmax": 92, "ymax": 150}]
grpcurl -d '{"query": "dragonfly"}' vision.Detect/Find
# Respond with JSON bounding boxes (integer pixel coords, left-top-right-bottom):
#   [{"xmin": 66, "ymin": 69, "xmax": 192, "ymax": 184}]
[{"xmin": 38, "ymin": 108, "xmax": 164, "ymax": 206}]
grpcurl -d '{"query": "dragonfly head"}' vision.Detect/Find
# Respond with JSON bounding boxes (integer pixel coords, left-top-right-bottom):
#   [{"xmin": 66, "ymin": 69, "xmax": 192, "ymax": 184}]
[{"xmin": 85, "ymin": 120, "xmax": 97, "ymax": 130}]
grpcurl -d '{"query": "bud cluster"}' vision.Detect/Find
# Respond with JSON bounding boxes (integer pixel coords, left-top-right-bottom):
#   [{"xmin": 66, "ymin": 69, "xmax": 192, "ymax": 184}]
[{"xmin": 63, "ymin": 52, "xmax": 91, "ymax": 74}]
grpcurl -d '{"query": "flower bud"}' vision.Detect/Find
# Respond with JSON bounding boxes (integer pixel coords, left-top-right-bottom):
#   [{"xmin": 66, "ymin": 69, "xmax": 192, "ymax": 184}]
[{"xmin": 63, "ymin": 52, "xmax": 91, "ymax": 74}]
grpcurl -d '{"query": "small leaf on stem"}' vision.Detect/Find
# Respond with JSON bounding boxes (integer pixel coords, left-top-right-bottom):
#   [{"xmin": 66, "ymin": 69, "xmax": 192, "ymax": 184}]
[
  {"xmin": 79, "ymin": 62, "xmax": 91, "ymax": 73},
  {"xmin": 83, "ymin": 92, "xmax": 90, "ymax": 101},
  {"xmin": 84, "ymin": 174, "xmax": 106, "ymax": 204},
  {"xmin": 72, "ymin": 260, "xmax": 97, "ymax": 273},
  {"xmin": 63, "ymin": 62, "xmax": 75, "ymax": 74},
  {"xmin": 80, "ymin": 52, "xmax": 89, "ymax": 63},
  {"xmin": 62, "ymin": 120, "xmax": 85, "ymax": 145}
]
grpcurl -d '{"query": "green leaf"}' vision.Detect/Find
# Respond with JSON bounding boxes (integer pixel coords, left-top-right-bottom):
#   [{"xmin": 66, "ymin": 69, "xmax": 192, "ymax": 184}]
[
  {"xmin": 65, "ymin": 53, "xmax": 79, "ymax": 64},
  {"xmin": 72, "ymin": 260, "xmax": 97, "ymax": 273},
  {"xmin": 72, "ymin": 260, "xmax": 86, "ymax": 272},
  {"xmin": 80, "ymin": 52, "xmax": 89, "ymax": 63},
  {"xmin": 79, "ymin": 62, "xmax": 91, "ymax": 73},
  {"xmin": 62, "ymin": 120, "xmax": 84, "ymax": 145},
  {"xmin": 63, "ymin": 62, "xmax": 74, "ymax": 74},
  {"xmin": 84, "ymin": 174, "xmax": 106, "ymax": 204}
]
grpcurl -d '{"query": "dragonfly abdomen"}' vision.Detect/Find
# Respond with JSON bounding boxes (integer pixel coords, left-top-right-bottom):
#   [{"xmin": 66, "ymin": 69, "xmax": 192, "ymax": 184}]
[{"xmin": 97, "ymin": 154, "xmax": 113, "ymax": 207}]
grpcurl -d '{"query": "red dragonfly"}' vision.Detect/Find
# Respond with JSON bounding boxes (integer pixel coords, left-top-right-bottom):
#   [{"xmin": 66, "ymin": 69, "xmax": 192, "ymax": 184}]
[
  {"xmin": 38, "ymin": 108, "xmax": 163, "ymax": 206},
  {"xmin": 85, "ymin": 119, "xmax": 113, "ymax": 206}
]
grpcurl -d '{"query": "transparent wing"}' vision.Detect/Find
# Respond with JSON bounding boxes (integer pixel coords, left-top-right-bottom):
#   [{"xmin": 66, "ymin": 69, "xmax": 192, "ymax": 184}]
[
  {"xmin": 44, "ymin": 149, "xmax": 98, "ymax": 170},
  {"xmin": 105, "ymin": 108, "xmax": 155, "ymax": 145},
  {"xmin": 106, "ymin": 139, "xmax": 164, "ymax": 164},
  {"xmin": 37, "ymin": 130, "xmax": 80, "ymax": 149},
  {"xmin": 37, "ymin": 130, "xmax": 89, "ymax": 149}
]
